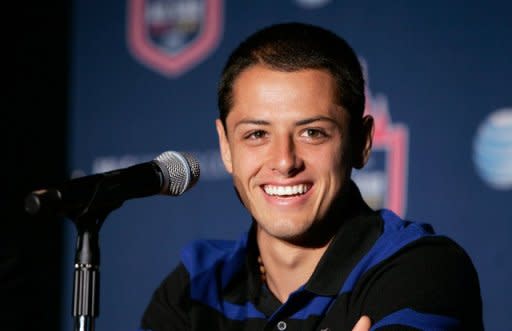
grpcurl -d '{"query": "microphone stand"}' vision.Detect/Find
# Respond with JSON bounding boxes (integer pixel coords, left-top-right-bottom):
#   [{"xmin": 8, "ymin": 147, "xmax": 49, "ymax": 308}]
[
  {"xmin": 71, "ymin": 212, "xmax": 104, "ymax": 331},
  {"xmin": 67, "ymin": 187, "xmax": 123, "ymax": 331}
]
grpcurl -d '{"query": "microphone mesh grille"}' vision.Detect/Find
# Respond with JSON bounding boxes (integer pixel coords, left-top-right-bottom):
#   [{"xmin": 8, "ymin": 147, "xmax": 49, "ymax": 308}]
[
  {"xmin": 180, "ymin": 152, "xmax": 200, "ymax": 187},
  {"xmin": 154, "ymin": 151, "xmax": 200, "ymax": 195}
]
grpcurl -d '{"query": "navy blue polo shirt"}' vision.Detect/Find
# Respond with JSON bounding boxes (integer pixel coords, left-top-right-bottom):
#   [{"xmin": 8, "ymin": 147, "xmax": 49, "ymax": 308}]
[{"xmin": 140, "ymin": 188, "xmax": 483, "ymax": 331}]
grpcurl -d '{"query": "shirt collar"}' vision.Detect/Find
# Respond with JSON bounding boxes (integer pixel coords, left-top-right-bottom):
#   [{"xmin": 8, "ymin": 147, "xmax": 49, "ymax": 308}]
[
  {"xmin": 304, "ymin": 183, "xmax": 382, "ymax": 295},
  {"xmin": 245, "ymin": 181, "xmax": 383, "ymax": 300}
]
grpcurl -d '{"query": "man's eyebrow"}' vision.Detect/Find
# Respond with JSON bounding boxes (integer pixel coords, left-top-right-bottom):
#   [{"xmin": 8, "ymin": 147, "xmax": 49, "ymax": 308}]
[
  {"xmin": 234, "ymin": 119, "xmax": 270, "ymax": 128},
  {"xmin": 295, "ymin": 116, "xmax": 337, "ymax": 126},
  {"xmin": 234, "ymin": 116, "xmax": 337, "ymax": 129}
]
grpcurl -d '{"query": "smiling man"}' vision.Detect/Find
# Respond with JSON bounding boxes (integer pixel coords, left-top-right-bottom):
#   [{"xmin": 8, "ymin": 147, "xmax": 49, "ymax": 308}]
[{"xmin": 140, "ymin": 23, "xmax": 483, "ymax": 331}]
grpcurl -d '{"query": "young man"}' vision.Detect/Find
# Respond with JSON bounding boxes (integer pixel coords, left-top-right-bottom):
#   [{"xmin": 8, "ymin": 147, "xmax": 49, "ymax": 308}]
[{"xmin": 140, "ymin": 22, "xmax": 483, "ymax": 331}]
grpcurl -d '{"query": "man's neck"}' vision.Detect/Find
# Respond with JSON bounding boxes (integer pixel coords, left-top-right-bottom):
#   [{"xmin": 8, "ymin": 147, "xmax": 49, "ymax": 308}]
[
  {"xmin": 256, "ymin": 227, "xmax": 332, "ymax": 303},
  {"xmin": 254, "ymin": 181, "xmax": 365, "ymax": 303}
]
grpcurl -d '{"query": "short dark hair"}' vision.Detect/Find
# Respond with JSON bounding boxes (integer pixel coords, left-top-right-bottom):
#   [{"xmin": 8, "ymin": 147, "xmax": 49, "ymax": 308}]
[{"xmin": 217, "ymin": 22, "xmax": 365, "ymax": 129}]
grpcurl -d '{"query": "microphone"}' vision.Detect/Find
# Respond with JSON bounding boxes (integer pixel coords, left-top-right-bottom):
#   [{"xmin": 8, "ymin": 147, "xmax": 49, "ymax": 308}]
[{"xmin": 24, "ymin": 151, "xmax": 200, "ymax": 217}]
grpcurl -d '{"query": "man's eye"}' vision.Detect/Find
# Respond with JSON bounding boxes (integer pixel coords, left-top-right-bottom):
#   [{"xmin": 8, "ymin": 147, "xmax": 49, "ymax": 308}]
[
  {"xmin": 246, "ymin": 130, "xmax": 267, "ymax": 139},
  {"xmin": 301, "ymin": 128, "xmax": 327, "ymax": 138}
]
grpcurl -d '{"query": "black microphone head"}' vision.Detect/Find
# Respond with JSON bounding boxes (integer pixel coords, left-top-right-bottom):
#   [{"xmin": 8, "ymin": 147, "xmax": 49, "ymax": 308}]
[{"xmin": 154, "ymin": 151, "xmax": 200, "ymax": 196}]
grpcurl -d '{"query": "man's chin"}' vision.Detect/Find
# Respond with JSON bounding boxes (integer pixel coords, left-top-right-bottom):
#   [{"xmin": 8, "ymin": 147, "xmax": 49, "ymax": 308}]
[
  {"xmin": 256, "ymin": 219, "xmax": 307, "ymax": 238},
  {"xmin": 256, "ymin": 220, "xmax": 334, "ymax": 247}
]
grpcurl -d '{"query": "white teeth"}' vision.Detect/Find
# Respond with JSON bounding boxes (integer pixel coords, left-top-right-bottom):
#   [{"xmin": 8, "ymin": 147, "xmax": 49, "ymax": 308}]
[{"xmin": 263, "ymin": 184, "xmax": 309, "ymax": 196}]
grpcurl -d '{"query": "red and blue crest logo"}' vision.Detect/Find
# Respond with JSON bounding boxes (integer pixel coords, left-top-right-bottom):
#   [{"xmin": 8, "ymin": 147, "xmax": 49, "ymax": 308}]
[
  {"xmin": 353, "ymin": 61, "xmax": 409, "ymax": 217},
  {"xmin": 127, "ymin": 0, "xmax": 223, "ymax": 77}
]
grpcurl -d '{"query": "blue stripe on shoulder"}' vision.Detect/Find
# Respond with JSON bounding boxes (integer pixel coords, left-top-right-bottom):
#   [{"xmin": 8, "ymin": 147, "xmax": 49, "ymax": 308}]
[
  {"xmin": 181, "ymin": 235, "xmax": 247, "ymax": 287},
  {"xmin": 370, "ymin": 308, "xmax": 460, "ymax": 330},
  {"xmin": 340, "ymin": 209, "xmax": 435, "ymax": 294},
  {"xmin": 181, "ymin": 232, "xmax": 266, "ymax": 320}
]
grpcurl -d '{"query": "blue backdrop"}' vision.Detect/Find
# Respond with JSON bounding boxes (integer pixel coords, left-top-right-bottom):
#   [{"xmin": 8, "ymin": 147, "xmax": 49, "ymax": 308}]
[{"xmin": 61, "ymin": 1, "xmax": 512, "ymax": 330}]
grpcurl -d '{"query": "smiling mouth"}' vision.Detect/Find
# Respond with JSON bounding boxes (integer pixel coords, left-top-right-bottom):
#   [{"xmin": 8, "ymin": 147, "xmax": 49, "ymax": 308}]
[{"xmin": 262, "ymin": 184, "xmax": 311, "ymax": 197}]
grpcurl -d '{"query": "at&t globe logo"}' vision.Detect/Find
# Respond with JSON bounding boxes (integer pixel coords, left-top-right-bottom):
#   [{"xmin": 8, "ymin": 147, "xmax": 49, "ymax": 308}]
[{"xmin": 473, "ymin": 108, "xmax": 512, "ymax": 190}]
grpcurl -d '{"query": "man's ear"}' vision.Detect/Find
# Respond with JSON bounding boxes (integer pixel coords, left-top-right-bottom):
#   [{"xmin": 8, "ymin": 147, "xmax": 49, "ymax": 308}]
[
  {"xmin": 216, "ymin": 119, "xmax": 233, "ymax": 174},
  {"xmin": 353, "ymin": 115, "xmax": 374, "ymax": 169}
]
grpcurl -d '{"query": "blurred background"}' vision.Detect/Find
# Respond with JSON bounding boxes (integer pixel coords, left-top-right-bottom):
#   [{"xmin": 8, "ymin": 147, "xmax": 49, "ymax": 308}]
[{"xmin": 6, "ymin": 0, "xmax": 511, "ymax": 330}]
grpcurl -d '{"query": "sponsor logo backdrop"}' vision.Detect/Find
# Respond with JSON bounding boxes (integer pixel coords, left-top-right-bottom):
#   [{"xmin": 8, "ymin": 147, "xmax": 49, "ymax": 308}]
[{"xmin": 62, "ymin": 1, "xmax": 511, "ymax": 330}]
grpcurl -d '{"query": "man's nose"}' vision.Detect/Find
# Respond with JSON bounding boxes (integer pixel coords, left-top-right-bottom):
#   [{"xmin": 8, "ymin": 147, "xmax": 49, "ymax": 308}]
[{"xmin": 269, "ymin": 136, "xmax": 303, "ymax": 176}]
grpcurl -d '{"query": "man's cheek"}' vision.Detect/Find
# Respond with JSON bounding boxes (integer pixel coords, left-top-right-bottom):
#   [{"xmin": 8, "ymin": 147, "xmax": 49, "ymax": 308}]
[{"xmin": 232, "ymin": 176, "xmax": 251, "ymax": 209}]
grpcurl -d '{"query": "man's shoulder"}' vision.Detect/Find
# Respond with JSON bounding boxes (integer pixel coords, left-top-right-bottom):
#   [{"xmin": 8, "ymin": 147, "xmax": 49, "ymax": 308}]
[
  {"xmin": 377, "ymin": 209, "xmax": 435, "ymax": 236},
  {"xmin": 348, "ymin": 210, "xmax": 484, "ymax": 329},
  {"xmin": 180, "ymin": 232, "xmax": 250, "ymax": 279},
  {"xmin": 372, "ymin": 209, "xmax": 476, "ymax": 270},
  {"xmin": 346, "ymin": 208, "xmax": 480, "ymax": 293},
  {"xmin": 375, "ymin": 209, "xmax": 472, "ymax": 260}
]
